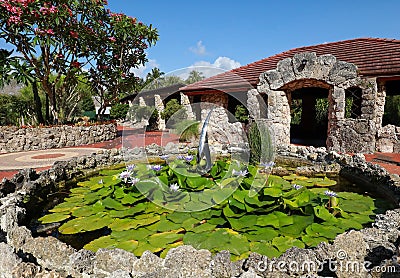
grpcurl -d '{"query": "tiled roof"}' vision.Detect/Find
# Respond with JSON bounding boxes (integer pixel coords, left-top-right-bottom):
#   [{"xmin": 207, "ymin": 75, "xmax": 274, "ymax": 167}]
[
  {"xmin": 180, "ymin": 38, "xmax": 400, "ymax": 93},
  {"xmin": 120, "ymin": 83, "xmax": 185, "ymax": 103}
]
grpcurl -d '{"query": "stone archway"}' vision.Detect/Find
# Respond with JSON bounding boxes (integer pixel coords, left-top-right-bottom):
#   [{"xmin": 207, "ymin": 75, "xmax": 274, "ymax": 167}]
[{"xmin": 254, "ymin": 52, "xmax": 376, "ymax": 152}]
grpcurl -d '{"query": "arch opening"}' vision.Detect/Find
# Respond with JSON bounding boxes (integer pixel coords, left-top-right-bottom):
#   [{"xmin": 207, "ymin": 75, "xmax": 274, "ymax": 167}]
[{"xmin": 288, "ymin": 87, "xmax": 329, "ymax": 147}]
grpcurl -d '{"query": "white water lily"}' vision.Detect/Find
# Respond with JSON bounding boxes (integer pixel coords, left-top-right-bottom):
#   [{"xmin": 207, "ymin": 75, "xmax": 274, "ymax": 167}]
[
  {"xmin": 169, "ymin": 183, "xmax": 179, "ymax": 192},
  {"xmin": 119, "ymin": 171, "xmax": 132, "ymax": 183},
  {"xmin": 232, "ymin": 169, "xmax": 248, "ymax": 177}
]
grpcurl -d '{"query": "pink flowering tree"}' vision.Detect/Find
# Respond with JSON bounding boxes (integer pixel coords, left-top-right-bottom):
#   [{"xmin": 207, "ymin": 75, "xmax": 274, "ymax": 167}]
[
  {"xmin": 87, "ymin": 12, "xmax": 158, "ymax": 118},
  {"xmin": 0, "ymin": 0, "xmax": 158, "ymax": 123}
]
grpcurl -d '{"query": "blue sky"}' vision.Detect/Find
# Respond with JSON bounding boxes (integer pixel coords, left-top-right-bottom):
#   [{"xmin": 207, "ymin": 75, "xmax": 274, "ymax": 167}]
[{"xmin": 107, "ymin": 0, "xmax": 400, "ymax": 78}]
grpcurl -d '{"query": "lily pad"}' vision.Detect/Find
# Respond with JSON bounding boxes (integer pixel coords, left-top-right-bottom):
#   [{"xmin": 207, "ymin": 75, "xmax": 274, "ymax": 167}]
[
  {"xmin": 39, "ymin": 213, "xmax": 71, "ymax": 224},
  {"xmin": 314, "ymin": 177, "xmax": 337, "ymax": 187}
]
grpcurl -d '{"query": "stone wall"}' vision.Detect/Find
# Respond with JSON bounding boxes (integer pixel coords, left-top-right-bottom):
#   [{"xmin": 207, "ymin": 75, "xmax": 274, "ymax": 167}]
[
  {"xmin": 0, "ymin": 123, "xmax": 117, "ymax": 153},
  {"xmin": 376, "ymin": 125, "xmax": 400, "ymax": 152},
  {"xmin": 200, "ymin": 93, "xmax": 247, "ymax": 146}
]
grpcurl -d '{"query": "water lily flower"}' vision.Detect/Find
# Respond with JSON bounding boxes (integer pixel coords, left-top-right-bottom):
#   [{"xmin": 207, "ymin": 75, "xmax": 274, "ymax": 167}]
[
  {"xmin": 150, "ymin": 165, "xmax": 162, "ymax": 171},
  {"xmin": 184, "ymin": 155, "xmax": 193, "ymax": 162},
  {"xmin": 126, "ymin": 164, "xmax": 136, "ymax": 171},
  {"xmin": 169, "ymin": 183, "xmax": 179, "ymax": 192},
  {"xmin": 232, "ymin": 169, "xmax": 248, "ymax": 177},
  {"xmin": 324, "ymin": 190, "xmax": 338, "ymax": 197},
  {"xmin": 292, "ymin": 184, "xmax": 303, "ymax": 190},
  {"xmin": 260, "ymin": 161, "xmax": 275, "ymax": 168},
  {"xmin": 98, "ymin": 179, "xmax": 104, "ymax": 184},
  {"xmin": 119, "ymin": 170, "xmax": 132, "ymax": 183},
  {"xmin": 130, "ymin": 177, "xmax": 140, "ymax": 185},
  {"xmin": 159, "ymin": 154, "xmax": 169, "ymax": 160}
]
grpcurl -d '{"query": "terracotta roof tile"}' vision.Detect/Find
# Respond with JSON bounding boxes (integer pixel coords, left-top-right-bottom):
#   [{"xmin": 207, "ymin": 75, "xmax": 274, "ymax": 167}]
[{"xmin": 180, "ymin": 38, "xmax": 400, "ymax": 93}]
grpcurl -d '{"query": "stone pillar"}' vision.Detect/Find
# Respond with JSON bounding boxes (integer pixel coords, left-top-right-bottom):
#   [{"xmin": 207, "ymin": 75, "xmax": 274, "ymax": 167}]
[
  {"xmin": 139, "ymin": 97, "xmax": 146, "ymax": 107},
  {"xmin": 180, "ymin": 93, "xmax": 195, "ymax": 120},
  {"xmin": 375, "ymin": 79, "xmax": 385, "ymax": 130},
  {"xmin": 327, "ymin": 87, "xmax": 344, "ymax": 151},
  {"xmin": 154, "ymin": 94, "xmax": 166, "ymax": 130},
  {"xmin": 247, "ymin": 89, "xmax": 261, "ymax": 119},
  {"xmin": 265, "ymin": 90, "xmax": 290, "ymax": 146},
  {"xmin": 137, "ymin": 97, "xmax": 148, "ymax": 126}
]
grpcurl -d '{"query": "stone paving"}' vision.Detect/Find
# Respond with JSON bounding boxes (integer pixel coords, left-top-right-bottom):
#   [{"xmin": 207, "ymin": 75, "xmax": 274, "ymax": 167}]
[{"xmin": 0, "ymin": 126, "xmax": 180, "ymax": 180}]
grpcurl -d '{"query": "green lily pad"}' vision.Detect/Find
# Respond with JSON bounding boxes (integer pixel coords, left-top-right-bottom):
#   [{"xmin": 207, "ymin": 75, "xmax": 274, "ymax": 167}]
[
  {"xmin": 250, "ymin": 242, "xmax": 281, "ymax": 258},
  {"xmin": 83, "ymin": 235, "xmax": 116, "ymax": 252},
  {"xmin": 301, "ymin": 234, "xmax": 329, "ymax": 247},
  {"xmin": 39, "ymin": 213, "xmax": 71, "ymax": 224},
  {"xmin": 72, "ymin": 206, "xmax": 96, "ymax": 218},
  {"xmin": 148, "ymin": 230, "xmax": 183, "ymax": 246},
  {"xmin": 283, "ymin": 174, "xmax": 308, "ymax": 181},
  {"xmin": 272, "ymin": 236, "xmax": 305, "ymax": 252},
  {"xmin": 315, "ymin": 177, "xmax": 337, "ymax": 187},
  {"xmin": 246, "ymin": 227, "xmax": 279, "ymax": 242},
  {"xmin": 115, "ymin": 239, "xmax": 139, "ymax": 252}
]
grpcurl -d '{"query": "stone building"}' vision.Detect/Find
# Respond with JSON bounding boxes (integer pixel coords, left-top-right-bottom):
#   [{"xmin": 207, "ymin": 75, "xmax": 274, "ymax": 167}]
[{"xmin": 180, "ymin": 38, "xmax": 400, "ymax": 153}]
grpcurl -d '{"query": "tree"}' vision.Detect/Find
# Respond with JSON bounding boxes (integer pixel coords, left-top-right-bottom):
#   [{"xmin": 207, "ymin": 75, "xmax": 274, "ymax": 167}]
[
  {"xmin": 185, "ymin": 70, "xmax": 204, "ymax": 84},
  {"xmin": 87, "ymin": 11, "xmax": 158, "ymax": 119},
  {"xmin": 0, "ymin": 0, "xmax": 158, "ymax": 123}
]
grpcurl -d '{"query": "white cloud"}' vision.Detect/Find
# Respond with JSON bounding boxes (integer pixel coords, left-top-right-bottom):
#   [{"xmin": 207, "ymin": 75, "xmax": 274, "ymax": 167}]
[
  {"xmin": 212, "ymin": 56, "xmax": 241, "ymax": 70},
  {"xmin": 189, "ymin": 40, "xmax": 207, "ymax": 56},
  {"xmin": 131, "ymin": 59, "xmax": 159, "ymax": 78},
  {"xmin": 176, "ymin": 56, "xmax": 241, "ymax": 79}
]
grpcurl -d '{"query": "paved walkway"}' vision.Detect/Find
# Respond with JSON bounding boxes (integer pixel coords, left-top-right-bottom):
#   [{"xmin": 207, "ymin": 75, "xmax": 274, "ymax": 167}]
[
  {"xmin": 0, "ymin": 126, "xmax": 399, "ymax": 179},
  {"xmin": 0, "ymin": 127, "xmax": 180, "ymax": 180}
]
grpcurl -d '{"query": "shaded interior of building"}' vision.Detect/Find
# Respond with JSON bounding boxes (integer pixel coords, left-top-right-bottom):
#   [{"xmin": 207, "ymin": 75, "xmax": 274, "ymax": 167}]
[{"xmin": 288, "ymin": 87, "xmax": 329, "ymax": 147}]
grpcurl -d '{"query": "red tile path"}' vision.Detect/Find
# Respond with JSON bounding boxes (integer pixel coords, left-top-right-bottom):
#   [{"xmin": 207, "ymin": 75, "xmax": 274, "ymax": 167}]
[
  {"xmin": 0, "ymin": 126, "xmax": 180, "ymax": 180},
  {"xmin": 364, "ymin": 153, "xmax": 400, "ymax": 175}
]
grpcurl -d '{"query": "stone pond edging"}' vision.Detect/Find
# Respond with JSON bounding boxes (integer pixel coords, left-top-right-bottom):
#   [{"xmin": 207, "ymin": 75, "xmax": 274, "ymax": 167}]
[
  {"xmin": 0, "ymin": 144, "xmax": 400, "ymax": 277},
  {"xmin": 0, "ymin": 123, "xmax": 117, "ymax": 153}
]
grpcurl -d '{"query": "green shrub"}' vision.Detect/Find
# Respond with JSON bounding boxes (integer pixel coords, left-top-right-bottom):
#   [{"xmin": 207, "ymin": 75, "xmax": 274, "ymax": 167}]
[
  {"xmin": 147, "ymin": 108, "xmax": 159, "ymax": 131},
  {"xmin": 128, "ymin": 104, "xmax": 154, "ymax": 122},
  {"xmin": 174, "ymin": 120, "xmax": 200, "ymax": 142},
  {"xmin": 383, "ymin": 95, "xmax": 400, "ymax": 126},
  {"xmin": 110, "ymin": 103, "xmax": 129, "ymax": 119},
  {"xmin": 234, "ymin": 104, "xmax": 249, "ymax": 123},
  {"xmin": 161, "ymin": 99, "xmax": 186, "ymax": 127},
  {"xmin": 248, "ymin": 120, "xmax": 274, "ymax": 164}
]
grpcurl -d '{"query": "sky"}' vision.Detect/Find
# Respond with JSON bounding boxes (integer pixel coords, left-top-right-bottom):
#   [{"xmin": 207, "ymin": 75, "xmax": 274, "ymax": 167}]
[
  {"xmin": 1, "ymin": 1, "xmax": 398, "ymax": 80},
  {"xmin": 107, "ymin": 0, "xmax": 400, "ymax": 78}
]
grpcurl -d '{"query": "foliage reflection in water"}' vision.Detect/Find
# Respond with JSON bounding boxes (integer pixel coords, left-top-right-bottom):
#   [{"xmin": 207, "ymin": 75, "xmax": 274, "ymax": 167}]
[{"xmin": 38, "ymin": 157, "xmax": 386, "ymax": 260}]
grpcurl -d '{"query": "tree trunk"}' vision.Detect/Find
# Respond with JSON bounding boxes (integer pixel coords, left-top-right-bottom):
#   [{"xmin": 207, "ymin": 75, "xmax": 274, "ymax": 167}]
[
  {"xmin": 45, "ymin": 93, "xmax": 50, "ymax": 124},
  {"xmin": 32, "ymin": 81, "xmax": 45, "ymax": 125},
  {"xmin": 51, "ymin": 86, "xmax": 58, "ymax": 124}
]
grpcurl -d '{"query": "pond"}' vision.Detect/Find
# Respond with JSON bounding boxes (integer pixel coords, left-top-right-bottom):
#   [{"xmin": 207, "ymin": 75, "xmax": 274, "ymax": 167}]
[{"xmin": 32, "ymin": 155, "xmax": 394, "ymax": 261}]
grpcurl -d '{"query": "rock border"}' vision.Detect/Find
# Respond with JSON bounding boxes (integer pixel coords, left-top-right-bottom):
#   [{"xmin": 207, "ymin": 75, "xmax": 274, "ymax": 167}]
[{"xmin": 0, "ymin": 144, "xmax": 400, "ymax": 277}]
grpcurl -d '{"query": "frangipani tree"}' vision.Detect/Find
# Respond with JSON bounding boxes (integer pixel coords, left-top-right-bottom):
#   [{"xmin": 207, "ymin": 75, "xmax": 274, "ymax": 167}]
[
  {"xmin": 0, "ymin": 0, "xmax": 158, "ymax": 122},
  {"xmin": 87, "ymin": 11, "xmax": 158, "ymax": 117}
]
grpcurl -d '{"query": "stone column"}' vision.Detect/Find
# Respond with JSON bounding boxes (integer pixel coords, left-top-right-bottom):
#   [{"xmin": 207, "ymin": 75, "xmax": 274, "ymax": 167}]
[
  {"xmin": 137, "ymin": 97, "xmax": 148, "ymax": 126},
  {"xmin": 139, "ymin": 97, "xmax": 146, "ymax": 107},
  {"xmin": 247, "ymin": 89, "xmax": 261, "ymax": 119},
  {"xmin": 265, "ymin": 90, "xmax": 290, "ymax": 146},
  {"xmin": 180, "ymin": 93, "xmax": 195, "ymax": 120},
  {"xmin": 375, "ymin": 79, "xmax": 385, "ymax": 130},
  {"xmin": 154, "ymin": 94, "xmax": 166, "ymax": 130}
]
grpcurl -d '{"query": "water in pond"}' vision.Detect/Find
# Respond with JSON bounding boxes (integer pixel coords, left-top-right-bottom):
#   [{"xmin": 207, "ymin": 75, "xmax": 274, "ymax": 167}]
[{"xmin": 32, "ymin": 158, "xmax": 394, "ymax": 260}]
